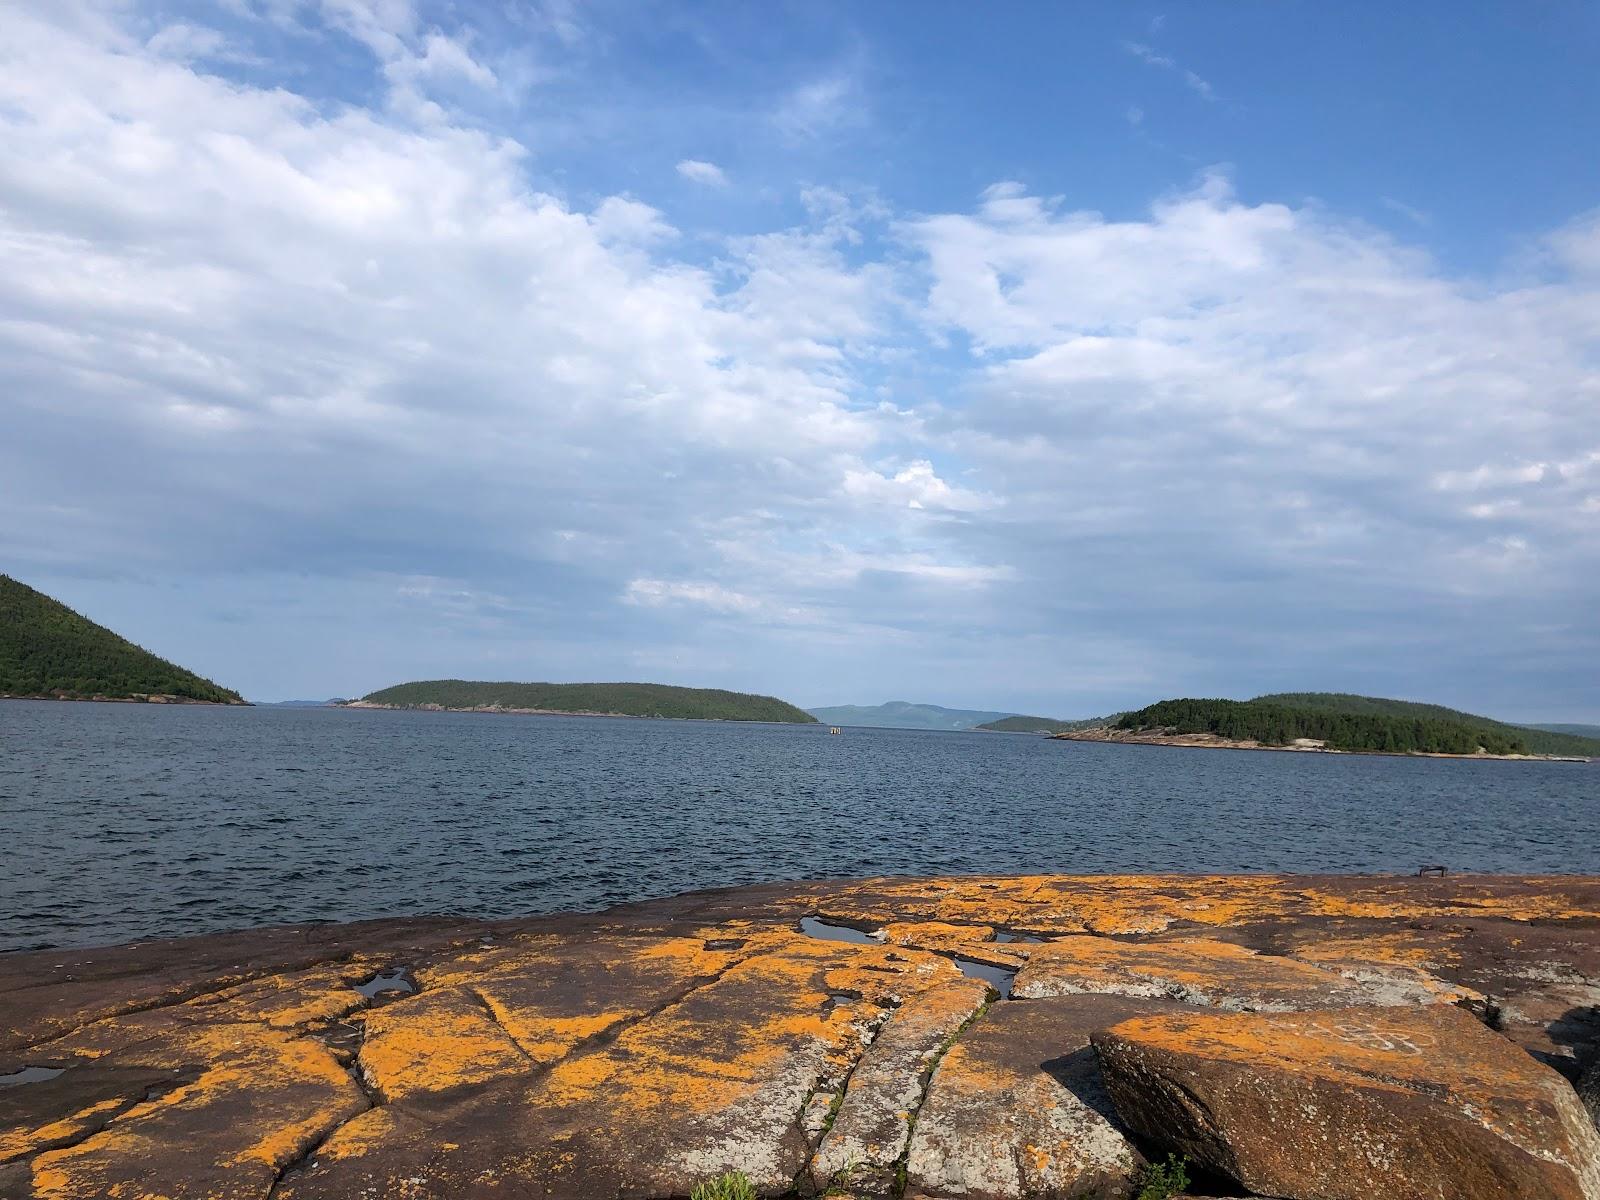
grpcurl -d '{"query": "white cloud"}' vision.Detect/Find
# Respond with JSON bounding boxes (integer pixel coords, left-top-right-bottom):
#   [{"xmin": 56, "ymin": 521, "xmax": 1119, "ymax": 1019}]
[
  {"xmin": 774, "ymin": 70, "xmax": 863, "ymax": 140},
  {"xmin": 624, "ymin": 579, "xmax": 764, "ymax": 615},
  {"xmin": 904, "ymin": 175, "xmax": 1600, "ymax": 626},
  {"xmin": 676, "ymin": 159, "xmax": 727, "ymax": 187},
  {"xmin": 842, "ymin": 461, "xmax": 997, "ymax": 512},
  {"xmin": 1124, "ymin": 39, "xmax": 1216, "ymax": 101},
  {"xmin": 2, "ymin": 4, "xmax": 1597, "ymax": 714}
]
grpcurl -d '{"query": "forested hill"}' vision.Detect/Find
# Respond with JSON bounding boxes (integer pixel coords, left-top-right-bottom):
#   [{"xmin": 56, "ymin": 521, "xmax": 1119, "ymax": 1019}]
[
  {"xmin": 977, "ymin": 715, "xmax": 1109, "ymax": 734},
  {"xmin": 1253, "ymin": 693, "xmax": 1600, "ymax": 757},
  {"xmin": 1117, "ymin": 698, "xmax": 1540, "ymax": 756},
  {"xmin": 0, "ymin": 575, "xmax": 244, "ymax": 704},
  {"xmin": 354, "ymin": 680, "xmax": 818, "ymax": 723}
]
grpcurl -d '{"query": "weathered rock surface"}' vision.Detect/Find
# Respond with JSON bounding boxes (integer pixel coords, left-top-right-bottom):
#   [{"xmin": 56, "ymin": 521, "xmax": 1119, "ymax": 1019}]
[
  {"xmin": 905, "ymin": 994, "xmax": 1191, "ymax": 1200},
  {"xmin": 1095, "ymin": 1003, "xmax": 1600, "ymax": 1200},
  {"xmin": 809, "ymin": 977, "xmax": 989, "ymax": 1194},
  {"xmin": 0, "ymin": 873, "xmax": 1597, "ymax": 1199},
  {"xmin": 1013, "ymin": 934, "xmax": 1476, "ymax": 1010}
]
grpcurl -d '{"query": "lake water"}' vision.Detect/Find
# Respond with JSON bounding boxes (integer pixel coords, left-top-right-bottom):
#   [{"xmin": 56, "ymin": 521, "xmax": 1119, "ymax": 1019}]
[{"xmin": 2, "ymin": 700, "xmax": 1596, "ymax": 952}]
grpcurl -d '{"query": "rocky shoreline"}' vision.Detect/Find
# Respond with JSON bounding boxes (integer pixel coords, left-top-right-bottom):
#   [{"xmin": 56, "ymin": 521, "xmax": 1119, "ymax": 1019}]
[
  {"xmin": 0, "ymin": 693, "xmax": 250, "ymax": 706},
  {"xmin": 2, "ymin": 873, "xmax": 1598, "ymax": 1198},
  {"xmin": 1052, "ymin": 725, "xmax": 1595, "ymax": 762}
]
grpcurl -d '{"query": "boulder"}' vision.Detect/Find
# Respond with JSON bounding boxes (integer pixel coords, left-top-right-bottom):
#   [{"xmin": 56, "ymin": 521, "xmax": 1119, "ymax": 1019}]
[{"xmin": 1093, "ymin": 1003, "xmax": 1600, "ymax": 1200}]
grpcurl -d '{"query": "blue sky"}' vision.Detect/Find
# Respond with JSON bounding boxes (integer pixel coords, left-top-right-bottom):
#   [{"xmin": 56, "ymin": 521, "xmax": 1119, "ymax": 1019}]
[{"xmin": 3, "ymin": 1, "xmax": 1598, "ymax": 720}]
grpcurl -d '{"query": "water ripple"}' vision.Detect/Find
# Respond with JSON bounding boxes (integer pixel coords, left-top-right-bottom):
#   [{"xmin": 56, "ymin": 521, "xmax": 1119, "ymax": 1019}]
[{"xmin": 0, "ymin": 700, "xmax": 1596, "ymax": 952}]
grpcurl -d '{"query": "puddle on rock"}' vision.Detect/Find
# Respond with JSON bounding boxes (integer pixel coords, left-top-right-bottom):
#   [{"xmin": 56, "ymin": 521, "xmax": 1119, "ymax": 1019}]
[
  {"xmin": 353, "ymin": 969, "xmax": 417, "ymax": 1001},
  {"xmin": 953, "ymin": 957, "xmax": 1018, "ymax": 999},
  {"xmin": 994, "ymin": 931, "xmax": 1046, "ymax": 944},
  {"xmin": 0, "ymin": 1066, "xmax": 65, "ymax": 1087},
  {"xmin": 800, "ymin": 916, "xmax": 886, "ymax": 945}
]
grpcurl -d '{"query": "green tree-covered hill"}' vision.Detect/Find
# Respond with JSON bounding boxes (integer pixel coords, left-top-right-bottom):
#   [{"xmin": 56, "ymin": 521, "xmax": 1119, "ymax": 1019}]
[
  {"xmin": 1253, "ymin": 693, "xmax": 1600, "ymax": 757},
  {"xmin": 355, "ymin": 679, "xmax": 818, "ymax": 723},
  {"xmin": 0, "ymin": 575, "xmax": 244, "ymax": 704},
  {"xmin": 1114, "ymin": 696, "xmax": 1597, "ymax": 756},
  {"xmin": 977, "ymin": 715, "xmax": 1110, "ymax": 733}
]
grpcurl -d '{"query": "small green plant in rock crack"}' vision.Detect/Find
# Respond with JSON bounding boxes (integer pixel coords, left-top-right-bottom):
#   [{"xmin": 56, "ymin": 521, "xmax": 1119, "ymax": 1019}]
[
  {"xmin": 689, "ymin": 1170, "xmax": 758, "ymax": 1200},
  {"xmin": 1134, "ymin": 1153, "xmax": 1190, "ymax": 1200}
]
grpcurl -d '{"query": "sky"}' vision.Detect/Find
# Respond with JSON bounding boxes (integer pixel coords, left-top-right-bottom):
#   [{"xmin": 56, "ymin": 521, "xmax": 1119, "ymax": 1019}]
[{"xmin": 2, "ymin": 1, "xmax": 1598, "ymax": 719}]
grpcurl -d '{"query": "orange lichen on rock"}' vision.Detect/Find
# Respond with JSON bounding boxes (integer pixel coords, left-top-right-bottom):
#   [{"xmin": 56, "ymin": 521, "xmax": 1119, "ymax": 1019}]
[
  {"xmin": 1013, "ymin": 935, "xmax": 1474, "ymax": 1011},
  {"xmin": 357, "ymin": 989, "xmax": 532, "ymax": 1101},
  {"xmin": 181, "ymin": 961, "xmax": 379, "ymax": 1031},
  {"xmin": 809, "ymin": 977, "xmax": 990, "ymax": 1192},
  {"xmin": 4, "ymin": 873, "xmax": 1598, "ymax": 1200},
  {"xmin": 27, "ymin": 1022, "xmax": 366, "ymax": 1199},
  {"xmin": 882, "ymin": 920, "xmax": 996, "ymax": 953},
  {"xmin": 1094, "ymin": 1004, "xmax": 1600, "ymax": 1200}
]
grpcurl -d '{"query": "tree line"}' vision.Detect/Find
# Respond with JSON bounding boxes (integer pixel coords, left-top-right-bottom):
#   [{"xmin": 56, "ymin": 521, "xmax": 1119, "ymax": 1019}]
[{"xmin": 1117, "ymin": 698, "xmax": 1528, "ymax": 755}]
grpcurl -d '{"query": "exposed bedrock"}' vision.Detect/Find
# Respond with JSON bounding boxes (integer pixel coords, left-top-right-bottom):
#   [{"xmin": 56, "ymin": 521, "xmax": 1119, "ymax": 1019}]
[{"xmin": 0, "ymin": 873, "xmax": 1596, "ymax": 1199}]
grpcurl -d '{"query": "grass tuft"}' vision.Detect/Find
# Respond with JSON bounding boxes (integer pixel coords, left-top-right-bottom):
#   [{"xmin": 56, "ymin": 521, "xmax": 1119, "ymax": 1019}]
[
  {"xmin": 1135, "ymin": 1153, "xmax": 1190, "ymax": 1200},
  {"xmin": 689, "ymin": 1170, "xmax": 758, "ymax": 1200}
]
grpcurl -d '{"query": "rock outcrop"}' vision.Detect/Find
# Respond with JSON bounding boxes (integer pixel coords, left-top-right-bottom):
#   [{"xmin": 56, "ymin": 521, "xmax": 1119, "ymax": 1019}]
[
  {"xmin": 1, "ymin": 873, "xmax": 1597, "ymax": 1199},
  {"xmin": 1094, "ymin": 1003, "xmax": 1600, "ymax": 1200}
]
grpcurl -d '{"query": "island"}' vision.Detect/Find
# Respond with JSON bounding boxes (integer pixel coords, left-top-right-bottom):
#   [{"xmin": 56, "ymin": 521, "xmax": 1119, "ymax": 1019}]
[
  {"xmin": 0, "ymin": 574, "xmax": 245, "ymax": 705},
  {"xmin": 1052, "ymin": 693, "xmax": 1600, "ymax": 760},
  {"xmin": 976, "ymin": 714, "xmax": 1111, "ymax": 734},
  {"xmin": 345, "ymin": 679, "xmax": 818, "ymax": 723}
]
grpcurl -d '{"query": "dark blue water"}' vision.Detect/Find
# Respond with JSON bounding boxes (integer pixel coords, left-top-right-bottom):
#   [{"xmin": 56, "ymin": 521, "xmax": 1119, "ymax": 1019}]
[{"xmin": 2, "ymin": 700, "xmax": 1596, "ymax": 952}]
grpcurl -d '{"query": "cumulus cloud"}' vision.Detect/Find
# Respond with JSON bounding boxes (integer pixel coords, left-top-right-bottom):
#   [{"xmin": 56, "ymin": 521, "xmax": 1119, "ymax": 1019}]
[
  {"xmin": 676, "ymin": 159, "xmax": 727, "ymax": 187},
  {"xmin": 1, "ymin": 3, "xmax": 1596, "ymax": 714},
  {"xmin": 901, "ymin": 176, "xmax": 1600, "ymax": 705}
]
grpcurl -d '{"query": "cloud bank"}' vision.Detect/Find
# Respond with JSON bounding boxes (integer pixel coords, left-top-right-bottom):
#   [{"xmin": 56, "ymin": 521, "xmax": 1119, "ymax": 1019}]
[{"xmin": 1, "ymin": 2, "xmax": 1596, "ymax": 716}]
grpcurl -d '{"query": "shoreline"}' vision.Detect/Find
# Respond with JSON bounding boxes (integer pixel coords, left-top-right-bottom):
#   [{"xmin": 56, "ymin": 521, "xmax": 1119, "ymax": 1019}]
[
  {"xmin": 1052, "ymin": 726, "xmax": 1593, "ymax": 762},
  {"xmin": 0, "ymin": 692, "xmax": 248, "ymax": 707},
  {"xmin": 339, "ymin": 699, "xmax": 817, "ymax": 724}
]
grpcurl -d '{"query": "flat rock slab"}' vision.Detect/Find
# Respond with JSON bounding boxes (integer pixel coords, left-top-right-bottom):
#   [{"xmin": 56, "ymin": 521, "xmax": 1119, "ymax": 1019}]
[
  {"xmin": 1013, "ymin": 935, "xmax": 1475, "ymax": 1010},
  {"xmin": 810, "ymin": 977, "xmax": 991, "ymax": 1195},
  {"xmin": 1094, "ymin": 1003, "xmax": 1600, "ymax": 1200},
  {"xmin": 1, "ymin": 874, "xmax": 1597, "ymax": 1198},
  {"xmin": 905, "ymin": 994, "xmax": 1193, "ymax": 1200}
]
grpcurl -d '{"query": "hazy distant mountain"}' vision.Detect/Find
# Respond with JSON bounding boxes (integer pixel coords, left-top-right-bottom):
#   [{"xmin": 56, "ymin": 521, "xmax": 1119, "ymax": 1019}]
[
  {"xmin": 256, "ymin": 699, "xmax": 346, "ymax": 707},
  {"xmin": 806, "ymin": 701, "xmax": 1017, "ymax": 731},
  {"xmin": 1522, "ymin": 722, "xmax": 1600, "ymax": 739}
]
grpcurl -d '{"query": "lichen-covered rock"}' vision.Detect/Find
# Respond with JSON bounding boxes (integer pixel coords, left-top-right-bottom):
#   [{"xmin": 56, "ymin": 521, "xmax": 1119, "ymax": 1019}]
[
  {"xmin": 809, "ymin": 978, "xmax": 990, "ymax": 1194},
  {"xmin": 1094, "ymin": 1003, "xmax": 1600, "ymax": 1200},
  {"xmin": 2, "ymin": 874, "xmax": 1599, "ymax": 1198},
  {"xmin": 1013, "ymin": 935, "xmax": 1475, "ymax": 1010},
  {"xmin": 904, "ymin": 994, "xmax": 1190, "ymax": 1200}
]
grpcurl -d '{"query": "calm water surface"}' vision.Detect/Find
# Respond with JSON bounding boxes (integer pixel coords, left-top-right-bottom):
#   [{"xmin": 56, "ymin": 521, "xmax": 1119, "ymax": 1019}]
[{"xmin": 2, "ymin": 700, "xmax": 1596, "ymax": 952}]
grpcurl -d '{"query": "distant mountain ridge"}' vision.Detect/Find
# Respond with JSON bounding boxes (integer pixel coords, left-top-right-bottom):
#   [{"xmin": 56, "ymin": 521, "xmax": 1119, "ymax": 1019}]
[
  {"xmin": 805, "ymin": 701, "xmax": 1017, "ymax": 731},
  {"xmin": 354, "ymin": 680, "xmax": 816, "ymax": 723},
  {"xmin": 1522, "ymin": 722, "xmax": 1600, "ymax": 740},
  {"xmin": 0, "ymin": 574, "xmax": 244, "ymax": 705}
]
